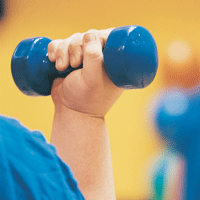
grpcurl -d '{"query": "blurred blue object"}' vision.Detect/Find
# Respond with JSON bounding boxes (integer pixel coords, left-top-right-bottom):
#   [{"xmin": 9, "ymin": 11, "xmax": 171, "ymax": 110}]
[
  {"xmin": 152, "ymin": 89, "xmax": 200, "ymax": 199},
  {"xmin": 155, "ymin": 90, "xmax": 200, "ymax": 153}
]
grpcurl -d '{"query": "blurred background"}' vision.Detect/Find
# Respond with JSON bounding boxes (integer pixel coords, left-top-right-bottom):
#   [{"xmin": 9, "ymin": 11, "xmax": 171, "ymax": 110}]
[{"xmin": 0, "ymin": 0, "xmax": 200, "ymax": 199}]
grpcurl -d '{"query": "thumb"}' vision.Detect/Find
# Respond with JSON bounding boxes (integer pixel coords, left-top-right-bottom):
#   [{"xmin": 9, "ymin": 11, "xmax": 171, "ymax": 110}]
[{"xmin": 82, "ymin": 33, "xmax": 104, "ymax": 82}]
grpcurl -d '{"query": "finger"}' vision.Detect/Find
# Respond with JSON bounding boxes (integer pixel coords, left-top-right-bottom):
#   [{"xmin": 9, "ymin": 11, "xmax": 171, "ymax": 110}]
[
  {"xmin": 82, "ymin": 32, "xmax": 104, "ymax": 85},
  {"xmin": 48, "ymin": 39, "xmax": 63, "ymax": 62},
  {"xmin": 68, "ymin": 33, "xmax": 83, "ymax": 68},
  {"xmin": 55, "ymin": 38, "xmax": 71, "ymax": 71}
]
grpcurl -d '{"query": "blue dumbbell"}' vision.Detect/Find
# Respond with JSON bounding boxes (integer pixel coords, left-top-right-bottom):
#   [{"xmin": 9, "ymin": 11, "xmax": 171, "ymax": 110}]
[
  {"xmin": 153, "ymin": 89, "xmax": 200, "ymax": 199},
  {"xmin": 11, "ymin": 25, "xmax": 158, "ymax": 96}
]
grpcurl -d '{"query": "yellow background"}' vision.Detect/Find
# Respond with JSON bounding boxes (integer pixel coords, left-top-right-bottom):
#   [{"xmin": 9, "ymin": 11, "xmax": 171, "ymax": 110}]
[{"xmin": 0, "ymin": 0, "xmax": 200, "ymax": 199}]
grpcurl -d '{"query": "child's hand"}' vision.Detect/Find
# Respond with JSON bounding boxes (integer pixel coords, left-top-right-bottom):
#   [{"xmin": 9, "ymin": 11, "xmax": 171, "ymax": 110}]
[{"xmin": 48, "ymin": 29, "xmax": 123, "ymax": 117}]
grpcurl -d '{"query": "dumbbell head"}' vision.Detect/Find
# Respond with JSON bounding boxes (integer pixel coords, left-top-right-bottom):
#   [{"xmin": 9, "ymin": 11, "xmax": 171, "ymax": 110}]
[
  {"xmin": 12, "ymin": 37, "xmax": 53, "ymax": 96},
  {"xmin": 11, "ymin": 37, "xmax": 79, "ymax": 96},
  {"xmin": 103, "ymin": 25, "xmax": 158, "ymax": 89},
  {"xmin": 11, "ymin": 25, "xmax": 158, "ymax": 96}
]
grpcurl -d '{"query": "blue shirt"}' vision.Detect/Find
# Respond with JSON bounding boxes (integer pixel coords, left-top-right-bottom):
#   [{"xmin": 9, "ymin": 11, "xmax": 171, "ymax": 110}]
[{"xmin": 0, "ymin": 115, "xmax": 85, "ymax": 200}]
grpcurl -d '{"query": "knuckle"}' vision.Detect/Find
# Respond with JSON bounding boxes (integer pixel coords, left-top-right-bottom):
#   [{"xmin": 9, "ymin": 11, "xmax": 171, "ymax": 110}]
[
  {"xmin": 48, "ymin": 41, "xmax": 56, "ymax": 52},
  {"xmin": 47, "ymin": 42, "xmax": 54, "ymax": 52},
  {"xmin": 48, "ymin": 39, "xmax": 63, "ymax": 61},
  {"xmin": 68, "ymin": 42, "xmax": 76, "ymax": 53},
  {"xmin": 73, "ymin": 32, "xmax": 82, "ymax": 38},
  {"xmin": 68, "ymin": 33, "xmax": 83, "ymax": 53},
  {"xmin": 71, "ymin": 33, "xmax": 82, "ymax": 43},
  {"xmin": 48, "ymin": 39, "xmax": 62, "ymax": 50},
  {"xmin": 85, "ymin": 45, "xmax": 95, "ymax": 55},
  {"xmin": 56, "ymin": 46, "xmax": 63, "ymax": 57},
  {"xmin": 86, "ymin": 29, "xmax": 97, "ymax": 34},
  {"xmin": 56, "ymin": 42, "xmax": 67, "ymax": 56},
  {"xmin": 85, "ymin": 45, "xmax": 102, "ymax": 59}
]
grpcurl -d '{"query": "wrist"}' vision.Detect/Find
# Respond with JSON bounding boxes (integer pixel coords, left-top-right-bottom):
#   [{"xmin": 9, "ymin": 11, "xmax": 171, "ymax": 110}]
[
  {"xmin": 53, "ymin": 102, "xmax": 105, "ymax": 122},
  {"xmin": 51, "ymin": 103, "xmax": 107, "ymax": 147}
]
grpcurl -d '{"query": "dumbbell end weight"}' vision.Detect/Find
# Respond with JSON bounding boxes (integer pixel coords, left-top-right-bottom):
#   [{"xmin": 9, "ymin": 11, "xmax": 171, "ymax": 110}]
[
  {"xmin": 104, "ymin": 25, "xmax": 158, "ymax": 89},
  {"xmin": 11, "ymin": 37, "xmax": 81, "ymax": 96},
  {"xmin": 11, "ymin": 25, "xmax": 158, "ymax": 96}
]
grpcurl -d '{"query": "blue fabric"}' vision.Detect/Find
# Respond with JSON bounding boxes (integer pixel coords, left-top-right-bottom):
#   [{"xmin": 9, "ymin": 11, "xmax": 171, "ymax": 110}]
[{"xmin": 0, "ymin": 115, "xmax": 85, "ymax": 200}]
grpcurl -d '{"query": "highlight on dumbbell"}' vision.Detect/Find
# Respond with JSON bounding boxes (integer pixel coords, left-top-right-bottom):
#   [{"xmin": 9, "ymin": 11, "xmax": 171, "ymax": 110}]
[{"xmin": 11, "ymin": 25, "xmax": 158, "ymax": 96}]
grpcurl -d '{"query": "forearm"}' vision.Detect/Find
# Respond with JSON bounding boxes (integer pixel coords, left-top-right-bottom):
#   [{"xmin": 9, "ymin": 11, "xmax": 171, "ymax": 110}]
[{"xmin": 51, "ymin": 104, "xmax": 116, "ymax": 200}]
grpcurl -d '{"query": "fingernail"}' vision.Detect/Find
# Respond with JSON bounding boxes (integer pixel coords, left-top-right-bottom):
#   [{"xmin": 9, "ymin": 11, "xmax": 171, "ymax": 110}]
[
  {"xmin": 56, "ymin": 57, "xmax": 62, "ymax": 66},
  {"xmin": 84, "ymin": 33, "xmax": 96, "ymax": 43}
]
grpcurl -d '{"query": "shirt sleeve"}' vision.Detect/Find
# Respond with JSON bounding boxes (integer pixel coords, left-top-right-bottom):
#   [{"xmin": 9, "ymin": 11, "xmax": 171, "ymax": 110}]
[{"xmin": 0, "ymin": 115, "xmax": 85, "ymax": 200}]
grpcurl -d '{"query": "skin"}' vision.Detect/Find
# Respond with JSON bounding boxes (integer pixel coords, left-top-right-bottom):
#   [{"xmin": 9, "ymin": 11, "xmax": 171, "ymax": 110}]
[{"xmin": 48, "ymin": 29, "xmax": 123, "ymax": 199}]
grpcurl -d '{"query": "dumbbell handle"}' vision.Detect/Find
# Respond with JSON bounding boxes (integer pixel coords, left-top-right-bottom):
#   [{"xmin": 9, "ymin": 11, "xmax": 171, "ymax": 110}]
[{"xmin": 11, "ymin": 25, "xmax": 158, "ymax": 96}]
